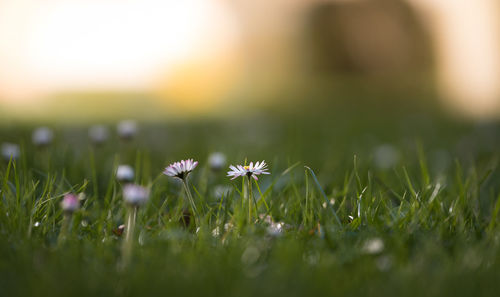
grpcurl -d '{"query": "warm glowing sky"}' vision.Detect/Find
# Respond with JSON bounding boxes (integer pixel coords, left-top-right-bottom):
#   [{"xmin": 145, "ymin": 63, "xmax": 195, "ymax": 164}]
[
  {"xmin": 1, "ymin": 0, "xmax": 499, "ymax": 118},
  {"xmin": 0, "ymin": 0, "xmax": 238, "ymax": 103},
  {"xmin": 409, "ymin": 0, "xmax": 500, "ymax": 117}
]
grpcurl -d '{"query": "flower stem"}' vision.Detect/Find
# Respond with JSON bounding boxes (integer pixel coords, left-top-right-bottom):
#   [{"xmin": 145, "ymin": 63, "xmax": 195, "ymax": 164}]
[
  {"xmin": 57, "ymin": 212, "xmax": 72, "ymax": 245},
  {"xmin": 243, "ymin": 178, "xmax": 248, "ymax": 206},
  {"xmin": 182, "ymin": 179, "xmax": 199, "ymax": 226},
  {"xmin": 247, "ymin": 176, "xmax": 253, "ymax": 224},
  {"xmin": 122, "ymin": 206, "xmax": 137, "ymax": 268}
]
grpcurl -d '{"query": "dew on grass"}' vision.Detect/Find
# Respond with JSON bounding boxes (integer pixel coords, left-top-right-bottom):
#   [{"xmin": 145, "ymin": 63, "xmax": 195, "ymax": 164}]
[
  {"xmin": 260, "ymin": 214, "xmax": 286, "ymax": 236},
  {"xmin": 322, "ymin": 198, "xmax": 335, "ymax": 209},
  {"xmin": 268, "ymin": 222, "xmax": 284, "ymax": 236},
  {"xmin": 224, "ymin": 222, "xmax": 234, "ymax": 232},
  {"xmin": 78, "ymin": 193, "xmax": 87, "ymax": 201},
  {"xmin": 362, "ymin": 238, "xmax": 385, "ymax": 254}
]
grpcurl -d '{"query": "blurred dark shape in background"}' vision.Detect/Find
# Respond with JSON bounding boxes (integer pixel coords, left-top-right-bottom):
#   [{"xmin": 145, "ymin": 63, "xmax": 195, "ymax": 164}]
[{"xmin": 303, "ymin": 0, "xmax": 432, "ymax": 77}]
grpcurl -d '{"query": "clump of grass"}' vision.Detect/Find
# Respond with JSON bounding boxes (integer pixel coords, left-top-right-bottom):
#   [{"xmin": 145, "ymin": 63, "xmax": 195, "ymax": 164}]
[{"xmin": 1, "ymin": 116, "xmax": 500, "ymax": 297}]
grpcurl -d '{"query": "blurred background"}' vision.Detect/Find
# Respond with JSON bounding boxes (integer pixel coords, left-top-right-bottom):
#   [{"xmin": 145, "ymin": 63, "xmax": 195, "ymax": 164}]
[{"xmin": 0, "ymin": 0, "xmax": 499, "ymax": 122}]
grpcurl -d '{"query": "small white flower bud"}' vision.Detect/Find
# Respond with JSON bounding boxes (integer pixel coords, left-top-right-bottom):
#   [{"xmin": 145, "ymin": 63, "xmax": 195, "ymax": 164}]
[
  {"xmin": 32, "ymin": 127, "xmax": 54, "ymax": 146},
  {"xmin": 117, "ymin": 120, "xmax": 138, "ymax": 140},
  {"xmin": 362, "ymin": 238, "xmax": 385, "ymax": 254},
  {"xmin": 208, "ymin": 152, "xmax": 226, "ymax": 171},
  {"xmin": 61, "ymin": 194, "xmax": 80, "ymax": 213},
  {"xmin": 116, "ymin": 165, "xmax": 134, "ymax": 182},
  {"xmin": 1, "ymin": 143, "xmax": 20, "ymax": 161},
  {"xmin": 123, "ymin": 184, "xmax": 149, "ymax": 207},
  {"xmin": 89, "ymin": 125, "xmax": 109, "ymax": 144}
]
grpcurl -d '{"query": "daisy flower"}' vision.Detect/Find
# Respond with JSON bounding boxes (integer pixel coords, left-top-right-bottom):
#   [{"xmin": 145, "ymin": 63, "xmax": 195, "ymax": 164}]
[
  {"xmin": 123, "ymin": 184, "xmax": 150, "ymax": 207},
  {"xmin": 89, "ymin": 125, "xmax": 109, "ymax": 145},
  {"xmin": 1, "ymin": 143, "xmax": 20, "ymax": 161},
  {"xmin": 163, "ymin": 159, "xmax": 199, "ymax": 225},
  {"xmin": 61, "ymin": 193, "xmax": 80, "ymax": 213},
  {"xmin": 208, "ymin": 152, "xmax": 226, "ymax": 171},
  {"xmin": 32, "ymin": 127, "xmax": 54, "ymax": 147},
  {"xmin": 117, "ymin": 120, "xmax": 138, "ymax": 140},
  {"xmin": 121, "ymin": 184, "xmax": 149, "ymax": 266},
  {"xmin": 227, "ymin": 161, "xmax": 270, "ymax": 180},
  {"xmin": 116, "ymin": 165, "xmax": 134, "ymax": 182},
  {"xmin": 58, "ymin": 193, "xmax": 80, "ymax": 245},
  {"xmin": 228, "ymin": 161, "xmax": 270, "ymax": 224},
  {"xmin": 163, "ymin": 159, "xmax": 198, "ymax": 180}
]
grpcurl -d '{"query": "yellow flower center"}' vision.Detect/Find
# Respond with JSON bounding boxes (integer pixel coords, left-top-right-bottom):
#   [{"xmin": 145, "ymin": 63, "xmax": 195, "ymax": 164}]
[{"xmin": 243, "ymin": 166, "xmax": 250, "ymax": 170}]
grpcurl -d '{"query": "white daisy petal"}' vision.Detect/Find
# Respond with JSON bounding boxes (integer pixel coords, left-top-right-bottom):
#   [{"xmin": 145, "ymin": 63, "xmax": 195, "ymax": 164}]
[
  {"xmin": 163, "ymin": 159, "xmax": 199, "ymax": 180},
  {"xmin": 227, "ymin": 160, "xmax": 270, "ymax": 180},
  {"xmin": 123, "ymin": 184, "xmax": 150, "ymax": 206}
]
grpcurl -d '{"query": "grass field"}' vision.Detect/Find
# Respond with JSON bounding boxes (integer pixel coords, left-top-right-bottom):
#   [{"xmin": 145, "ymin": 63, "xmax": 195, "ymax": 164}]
[{"xmin": 1, "ymin": 102, "xmax": 500, "ymax": 297}]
